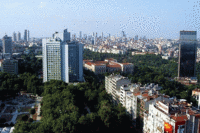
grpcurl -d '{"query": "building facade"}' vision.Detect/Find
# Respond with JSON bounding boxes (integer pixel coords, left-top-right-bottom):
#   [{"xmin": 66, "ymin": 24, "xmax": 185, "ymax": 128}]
[
  {"xmin": 12, "ymin": 32, "xmax": 17, "ymax": 42},
  {"xmin": 17, "ymin": 32, "xmax": 21, "ymax": 42},
  {"xmin": 178, "ymin": 31, "xmax": 197, "ymax": 78},
  {"xmin": 0, "ymin": 59, "xmax": 18, "ymax": 75},
  {"xmin": 24, "ymin": 30, "xmax": 27, "ymax": 42},
  {"xmin": 83, "ymin": 58, "xmax": 134, "ymax": 74},
  {"xmin": 143, "ymin": 99, "xmax": 200, "ymax": 133},
  {"xmin": 43, "ymin": 29, "xmax": 83, "ymax": 83},
  {"xmin": 105, "ymin": 74, "xmax": 131, "ymax": 105},
  {"xmin": 2, "ymin": 35, "xmax": 12, "ymax": 54}
]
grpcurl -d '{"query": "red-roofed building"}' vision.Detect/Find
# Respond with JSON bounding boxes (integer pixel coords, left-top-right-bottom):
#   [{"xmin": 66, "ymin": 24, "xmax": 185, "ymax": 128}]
[
  {"xmin": 83, "ymin": 58, "xmax": 134, "ymax": 74},
  {"xmin": 143, "ymin": 99, "xmax": 200, "ymax": 133}
]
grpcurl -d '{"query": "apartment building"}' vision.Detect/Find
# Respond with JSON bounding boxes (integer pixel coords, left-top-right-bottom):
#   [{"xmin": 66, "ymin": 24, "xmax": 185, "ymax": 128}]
[
  {"xmin": 105, "ymin": 74, "xmax": 131, "ymax": 105},
  {"xmin": 120, "ymin": 83, "xmax": 167, "ymax": 121},
  {"xmin": 143, "ymin": 99, "xmax": 200, "ymax": 133},
  {"xmin": 192, "ymin": 88, "xmax": 200, "ymax": 108}
]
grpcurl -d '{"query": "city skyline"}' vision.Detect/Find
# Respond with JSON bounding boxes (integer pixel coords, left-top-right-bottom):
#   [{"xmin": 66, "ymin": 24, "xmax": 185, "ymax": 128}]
[{"xmin": 0, "ymin": 0, "xmax": 200, "ymax": 39}]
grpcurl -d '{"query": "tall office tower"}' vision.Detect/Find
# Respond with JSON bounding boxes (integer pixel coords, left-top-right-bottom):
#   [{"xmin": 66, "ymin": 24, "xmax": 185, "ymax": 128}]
[
  {"xmin": 143, "ymin": 36, "xmax": 146, "ymax": 40},
  {"xmin": 79, "ymin": 31, "xmax": 82, "ymax": 39},
  {"xmin": 43, "ymin": 29, "xmax": 83, "ymax": 83},
  {"xmin": 135, "ymin": 35, "xmax": 138, "ymax": 41},
  {"xmin": 101, "ymin": 32, "xmax": 103, "ymax": 40},
  {"xmin": 109, "ymin": 33, "xmax": 111, "ymax": 38},
  {"xmin": 2, "ymin": 35, "xmax": 12, "ymax": 54},
  {"xmin": 96, "ymin": 32, "xmax": 97, "ymax": 38},
  {"xmin": 83, "ymin": 34, "xmax": 87, "ymax": 40},
  {"xmin": 122, "ymin": 31, "xmax": 125, "ymax": 38},
  {"xmin": 17, "ymin": 32, "xmax": 21, "ymax": 41},
  {"xmin": 12, "ymin": 32, "xmax": 17, "ymax": 42},
  {"xmin": 27, "ymin": 30, "xmax": 30, "ymax": 41},
  {"xmin": 178, "ymin": 31, "xmax": 197, "ymax": 78},
  {"xmin": 24, "ymin": 29, "xmax": 27, "ymax": 42}
]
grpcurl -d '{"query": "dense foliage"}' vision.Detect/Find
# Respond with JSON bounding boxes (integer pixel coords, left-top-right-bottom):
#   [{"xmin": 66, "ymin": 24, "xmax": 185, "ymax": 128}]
[
  {"xmin": 18, "ymin": 49, "xmax": 42, "ymax": 75},
  {"xmin": 83, "ymin": 49, "xmax": 199, "ymax": 106},
  {"xmin": 13, "ymin": 78, "xmax": 135, "ymax": 133}
]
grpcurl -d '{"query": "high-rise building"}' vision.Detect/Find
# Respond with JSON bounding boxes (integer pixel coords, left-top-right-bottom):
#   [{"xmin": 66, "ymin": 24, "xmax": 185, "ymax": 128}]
[
  {"xmin": 79, "ymin": 31, "xmax": 82, "ymax": 39},
  {"xmin": 28, "ymin": 30, "xmax": 30, "ymax": 41},
  {"xmin": 24, "ymin": 29, "xmax": 27, "ymax": 42},
  {"xmin": 12, "ymin": 32, "xmax": 17, "ymax": 42},
  {"xmin": 135, "ymin": 35, "xmax": 138, "ymax": 41},
  {"xmin": 17, "ymin": 32, "xmax": 21, "ymax": 41},
  {"xmin": 43, "ymin": 29, "xmax": 83, "ymax": 83},
  {"xmin": 2, "ymin": 35, "xmax": 12, "ymax": 54},
  {"xmin": 178, "ymin": 31, "xmax": 197, "ymax": 78},
  {"xmin": 23, "ymin": 29, "xmax": 30, "ymax": 42}
]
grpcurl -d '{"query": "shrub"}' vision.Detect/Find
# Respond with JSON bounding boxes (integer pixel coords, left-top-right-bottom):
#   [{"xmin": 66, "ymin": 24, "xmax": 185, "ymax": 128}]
[
  {"xmin": 28, "ymin": 118, "xmax": 33, "ymax": 122},
  {"xmin": 29, "ymin": 108, "xmax": 36, "ymax": 115},
  {"xmin": 21, "ymin": 115, "xmax": 29, "ymax": 121}
]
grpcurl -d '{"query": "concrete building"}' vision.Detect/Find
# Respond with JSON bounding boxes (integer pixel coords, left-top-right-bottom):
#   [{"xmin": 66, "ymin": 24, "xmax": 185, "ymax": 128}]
[
  {"xmin": 12, "ymin": 32, "xmax": 17, "ymax": 42},
  {"xmin": 43, "ymin": 29, "xmax": 83, "ymax": 83},
  {"xmin": 0, "ymin": 59, "xmax": 18, "ymax": 75},
  {"xmin": 17, "ymin": 32, "xmax": 21, "ymax": 42},
  {"xmin": 178, "ymin": 31, "xmax": 197, "ymax": 78},
  {"xmin": 192, "ymin": 88, "xmax": 200, "ymax": 108},
  {"xmin": 105, "ymin": 74, "xmax": 131, "ymax": 105},
  {"xmin": 2, "ymin": 35, "xmax": 12, "ymax": 54},
  {"xmin": 143, "ymin": 99, "xmax": 200, "ymax": 133},
  {"xmin": 24, "ymin": 29, "xmax": 28, "ymax": 42}
]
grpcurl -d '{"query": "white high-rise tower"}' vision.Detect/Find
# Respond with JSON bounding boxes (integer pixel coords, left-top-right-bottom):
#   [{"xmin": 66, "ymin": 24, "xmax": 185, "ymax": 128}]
[{"xmin": 43, "ymin": 29, "xmax": 83, "ymax": 83}]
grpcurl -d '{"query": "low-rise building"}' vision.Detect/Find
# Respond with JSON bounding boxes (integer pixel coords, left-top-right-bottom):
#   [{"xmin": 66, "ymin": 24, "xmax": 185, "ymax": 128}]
[
  {"xmin": 192, "ymin": 88, "xmax": 200, "ymax": 108},
  {"xmin": 120, "ymin": 83, "xmax": 167, "ymax": 125},
  {"xmin": 0, "ymin": 59, "xmax": 18, "ymax": 75},
  {"xmin": 143, "ymin": 99, "xmax": 200, "ymax": 133},
  {"xmin": 83, "ymin": 58, "xmax": 134, "ymax": 74}
]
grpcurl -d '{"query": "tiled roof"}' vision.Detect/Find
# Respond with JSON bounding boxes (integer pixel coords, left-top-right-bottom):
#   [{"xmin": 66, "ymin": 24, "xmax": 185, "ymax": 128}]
[
  {"xmin": 94, "ymin": 61, "xmax": 107, "ymax": 64},
  {"xmin": 107, "ymin": 64, "xmax": 121, "ymax": 68},
  {"xmin": 171, "ymin": 115, "xmax": 187, "ymax": 122}
]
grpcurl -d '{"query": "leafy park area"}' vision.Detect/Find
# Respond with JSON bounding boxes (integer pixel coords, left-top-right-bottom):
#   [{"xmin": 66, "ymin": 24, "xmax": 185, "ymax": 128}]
[{"xmin": 0, "ymin": 49, "xmax": 199, "ymax": 132}]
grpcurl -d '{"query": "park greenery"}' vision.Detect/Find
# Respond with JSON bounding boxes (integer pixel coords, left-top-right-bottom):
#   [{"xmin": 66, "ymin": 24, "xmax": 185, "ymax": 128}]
[
  {"xmin": 83, "ymin": 49, "xmax": 199, "ymax": 106},
  {"xmin": 0, "ymin": 49, "xmax": 199, "ymax": 132},
  {"xmin": 13, "ymin": 79, "xmax": 135, "ymax": 133}
]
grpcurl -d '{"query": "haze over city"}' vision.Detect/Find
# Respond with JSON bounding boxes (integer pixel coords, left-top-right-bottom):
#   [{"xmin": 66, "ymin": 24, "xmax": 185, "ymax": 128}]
[{"xmin": 0, "ymin": 0, "xmax": 200, "ymax": 39}]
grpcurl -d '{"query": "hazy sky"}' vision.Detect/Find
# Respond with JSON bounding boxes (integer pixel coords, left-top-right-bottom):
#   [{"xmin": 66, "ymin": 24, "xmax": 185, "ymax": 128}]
[{"xmin": 0, "ymin": 0, "xmax": 200, "ymax": 39}]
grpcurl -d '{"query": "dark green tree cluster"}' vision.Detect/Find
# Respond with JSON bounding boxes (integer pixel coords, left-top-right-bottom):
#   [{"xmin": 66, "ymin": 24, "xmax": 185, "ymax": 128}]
[
  {"xmin": 0, "ymin": 72, "xmax": 20, "ymax": 100},
  {"xmin": 18, "ymin": 51, "xmax": 42, "ymax": 75},
  {"xmin": 19, "ymin": 73, "xmax": 43, "ymax": 95},
  {"xmin": 83, "ymin": 49, "xmax": 178, "ymax": 78},
  {"xmin": 13, "ymin": 77, "xmax": 135, "ymax": 133}
]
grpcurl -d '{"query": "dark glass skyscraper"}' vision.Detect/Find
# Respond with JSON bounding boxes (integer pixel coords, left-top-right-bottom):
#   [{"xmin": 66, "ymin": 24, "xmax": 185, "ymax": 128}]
[{"xmin": 178, "ymin": 31, "xmax": 197, "ymax": 77}]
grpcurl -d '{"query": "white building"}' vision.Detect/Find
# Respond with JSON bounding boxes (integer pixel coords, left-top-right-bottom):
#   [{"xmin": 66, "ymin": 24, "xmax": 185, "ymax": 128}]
[
  {"xmin": 17, "ymin": 32, "xmax": 21, "ymax": 42},
  {"xmin": 105, "ymin": 74, "xmax": 131, "ymax": 105},
  {"xmin": 43, "ymin": 29, "xmax": 83, "ymax": 83},
  {"xmin": 143, "ymin": 99, "xmax": 200, "ymax": 133}
]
